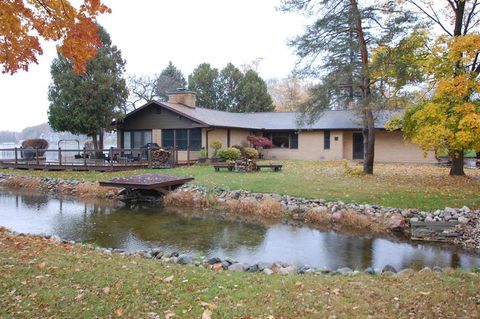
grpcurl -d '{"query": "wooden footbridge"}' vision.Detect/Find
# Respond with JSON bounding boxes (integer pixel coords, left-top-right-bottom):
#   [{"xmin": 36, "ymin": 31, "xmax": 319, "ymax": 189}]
[{"xmin": 99, "ymin": 174, "xmax": 194, "ymax": 200}]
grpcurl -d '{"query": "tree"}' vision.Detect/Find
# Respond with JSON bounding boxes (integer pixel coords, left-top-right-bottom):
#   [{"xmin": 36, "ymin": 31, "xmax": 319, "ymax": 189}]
[
  {"xmin": 238, "ymin": 70, "xmax": 274, "ymax": 112},
  {"xmin": 392, "ymin": 35, "xmax": 480, "ymax": 176},
  {"xmin": 1, "ymin": 0, "xmax": 110, "ymax": 74},
  {"xmin": 156, "ymin": 61, "xmax": 187, "ymax": 101},
  {"xmin": 126, "ymin": 74, "xmax": 160, "ymax": 113},
  {"xmin": 397, "ymin": 0, "xmax": 480, "ymax": 175},
  {"xmin": 188, "ymin": 63, "xmax": 220, "ymax": 109},
  {"xmin": 217, "ymin": 63, "xmax": 243, "ymax": 111},
  {"xmin": 48, "ymin": 25, "xmax": 127, "ymax": 151},
  {"xmin": 267, "ymin": 77, "xmax": 311, "ymax": 111},
  {"xmin": 280, "ymin": 0, "xmax": 417, "ymax": 174}
]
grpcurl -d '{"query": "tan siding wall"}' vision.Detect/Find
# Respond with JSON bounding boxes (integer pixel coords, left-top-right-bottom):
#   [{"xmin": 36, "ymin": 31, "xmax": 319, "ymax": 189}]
[
  {"xmin": 207, "ymin": 128, "xmax": 228, "ymax": 156},
  {"xmin": 343, "ymin": 132, "xmax": 354, "ymax": 160},
  {"xmin": 230, "ymin": 129, "xmax": 251, "ymax": 147},
  {"xmin": 262, "ymin": 130, "xmax": 344, "ymax": 160},
  {"xmin": 374, "ymin": 130, "xmax": 436, "ymax": 163}
]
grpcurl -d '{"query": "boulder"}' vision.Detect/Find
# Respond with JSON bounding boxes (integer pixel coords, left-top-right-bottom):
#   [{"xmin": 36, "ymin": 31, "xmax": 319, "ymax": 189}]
[
  {"xmin": 336, "ymin": 267, "xmax": 353, "ymax": 275},
  {"xmin": 331, "ymin": 211, "xmax": 343, "ymax": 223},
  {"xmin": 228, "ymin": 263, "xmax": 247, "ymax": 272},
  {"xmin": 382, "ymin": 264, "xmax": 397, "ymax": 273},
  {"xmin": 386, "ymin": 214, "xmax": 407, "ymax": 232},
  {"xmin": 177, "ymin": 255, "xmax": 192, "ymax": 265}
]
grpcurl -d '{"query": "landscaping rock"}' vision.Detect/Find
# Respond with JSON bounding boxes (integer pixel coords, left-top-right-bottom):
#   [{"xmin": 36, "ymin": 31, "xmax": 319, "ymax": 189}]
[
  {"xmin": 263, "ymin": 268, "xmax": 273, "ymax": 275},
  {"xmin": 207, "ymin": 257, "xmax": 222, "ymax": 265},
  {"xmin": 228, "ymin": 263, "xmax": 247, "ymax": 272},
  {"xmin": 336, "ymin": 267, "xmax": 353, "ymax": 275},
  {"xmin": 364, "ymin": 267, "xmax": 375, "ymax": 275},
  {"xmin": 397, "ymin": 268, "xmax": 415, "ymax": 276},
  {"xmin": 419, "ymin": 267, "xmax": 432, "ymax": 273},
  {"xmin": 177, "ymin": 255, "xmax": 192, "ymax": 265},
  {"xmin": 382, "ymin": 265, "xmax": 397, "ymax": 273}
]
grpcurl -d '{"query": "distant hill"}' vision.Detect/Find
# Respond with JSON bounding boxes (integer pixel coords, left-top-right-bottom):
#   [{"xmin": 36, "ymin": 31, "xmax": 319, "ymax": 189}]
[{"xmin": 0, "ymin": 123, "xmax": 117, "ymax": 147}]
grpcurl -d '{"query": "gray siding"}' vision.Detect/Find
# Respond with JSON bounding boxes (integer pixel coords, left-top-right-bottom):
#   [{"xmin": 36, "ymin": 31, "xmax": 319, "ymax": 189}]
[{"xmin": 119, "ymin": 105, "xmax": 203, "ymax": 130}]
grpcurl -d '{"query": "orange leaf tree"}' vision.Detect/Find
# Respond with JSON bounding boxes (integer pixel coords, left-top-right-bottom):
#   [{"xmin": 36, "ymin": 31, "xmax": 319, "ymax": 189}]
[{"xmin": 0, "ymin": 0, "xmax": 111, "ymax": 74}]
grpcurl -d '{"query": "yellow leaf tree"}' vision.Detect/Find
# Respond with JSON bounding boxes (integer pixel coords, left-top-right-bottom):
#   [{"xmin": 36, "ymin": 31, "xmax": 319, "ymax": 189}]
[
  {"xmin": 400, "ymin": 34, "xmax": 480, "ymax": 176},
  {"xmin": 0, "ymin": 0, "xmax": 110, "ymax": 74}
]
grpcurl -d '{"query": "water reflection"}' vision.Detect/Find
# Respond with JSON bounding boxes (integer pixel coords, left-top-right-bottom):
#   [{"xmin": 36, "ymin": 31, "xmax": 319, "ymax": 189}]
[{"xmin": 0, "ymin": 190, "xmax": 479, "ymax": 270}]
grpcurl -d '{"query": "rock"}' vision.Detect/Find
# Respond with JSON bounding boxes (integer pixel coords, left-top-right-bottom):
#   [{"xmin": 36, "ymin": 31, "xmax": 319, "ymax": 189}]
[
  {"xmin": 419, "ymin": 267, "xmax": 432, "ymax": 273},
  {"xmin": 257, "ymin": 262, "xmax": 273, "ymax": 271},
  {"xmin": 382, "ymin": 265, "xmax": 397, "ymax": 273},
  {"xmin": 433, "ymin": 266, "xmax": 443, "ymax": 273},
  {"xmin": 263, "ymin": 268, "xmax": 273, "ymax": 275},
  {"xmin": 228, "ymin": 263, "xmax": 246, "ymax": 272},
  {"xmin": 410, "ymin": 217, "xmax": 419, "ymax": 223},
  {"xmin": 461, "ymin": 206, "xmax": 471, "ymax": 213},
  {"xmin": 207, "ymin": 257, "xmax": 222, "ymax": 265},
  {"xmin": 336, "ymin": 267, "xmax": 353, "ymax": 275},
  {"xmin": 298, "ymin": 265, "xmax": 312, "ymax": 274},
  {"xmin": 331, "ymin": 211, "xmax": 343, "ymax": 223},
  {"xmin": 169, "ymin": 251, "xmax": 179, "ymax": 258},
  {"xmin": 364, "ymin": 267, "xmax": 375, "ymax": 275},
  {"xmin": 386, "ymin": 214, "xmax": 407, "ymax": 232},
  {"xmin": 212, "ymin": 262, "xmax": 224, "ymax": 271},
  {"xmin": 177, "ymin": 255, "xmax": 192, "ymax": 265},
  {"xmin": 397, "ymin": 268, "xmax": 415, "ymax": 276},
  {"xmin": 278, "ymin": 266, "xmax": 296, "ymax": 275},
  {"xmin": 458, "ymin": 217, "xmax": 470, "ymax": 225},
  {"xmin": 221, "ymin": 261, "xmax": 230, "ymax": 269},
  {"xmin": 246, "ymin": 264, "xmax": 259, "ymax": 272},
  {"xmin": 381, "ymin": 271, "xmax": 395, "ymax": 276}
]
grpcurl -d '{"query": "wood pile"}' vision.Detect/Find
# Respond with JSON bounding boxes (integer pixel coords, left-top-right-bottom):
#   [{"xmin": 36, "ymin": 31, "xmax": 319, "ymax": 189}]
[
  {"xmin": 150, "ymin": 148, "xmax": 171, "ymax": 168},
  {"xmin": 234, "ymin": 159, "xmax": 257, "ymax": 172}
]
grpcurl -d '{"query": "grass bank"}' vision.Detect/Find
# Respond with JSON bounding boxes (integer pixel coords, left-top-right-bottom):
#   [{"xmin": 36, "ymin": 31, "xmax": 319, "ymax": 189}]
[
  {"xmin": 1, "ymin": 230, "xmax": 479, "ymax": 318},
  {"xmin": 3, "ymin": 161, "xmax": 480, "ymax": 210}
]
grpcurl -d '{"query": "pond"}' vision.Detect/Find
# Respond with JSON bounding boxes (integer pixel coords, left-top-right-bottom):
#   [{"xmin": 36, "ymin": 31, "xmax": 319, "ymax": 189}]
[{"xmin": 1, "ymin": 189, "xmax": 479, "ymax": 271}]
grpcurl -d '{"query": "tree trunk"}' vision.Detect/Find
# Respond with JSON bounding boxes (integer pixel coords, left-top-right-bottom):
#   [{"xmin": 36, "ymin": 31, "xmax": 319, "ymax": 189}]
[
  {"xmin": 98, "ymin": 128, "xmax": 104, "ymax": 150},
  {"xmin": 363, "ymin": 109, "xmax": 375, "ymax": 174},
  {"xmin": 450, "ymin": 150, "xmax": 465, "ymax": 176},
  {"xmin": 350, "ymin": 0, "xmax": 375, "ymax": 174},
  {"xmin": 91, "ymin": 134, "xmax": 98, "ymax": 150}
]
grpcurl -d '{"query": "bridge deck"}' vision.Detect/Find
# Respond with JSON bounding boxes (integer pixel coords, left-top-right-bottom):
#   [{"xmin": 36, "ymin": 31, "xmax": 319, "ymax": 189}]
[{"xmin": 99, "ymin": 174, "xmax": 194, "ymax": 192}]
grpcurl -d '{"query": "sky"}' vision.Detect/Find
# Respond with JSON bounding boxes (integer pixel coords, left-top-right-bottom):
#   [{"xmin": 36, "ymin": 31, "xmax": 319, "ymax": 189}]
[{"xmin": 0, "ymin": 0, "xmax": 308, "ymax": 132}]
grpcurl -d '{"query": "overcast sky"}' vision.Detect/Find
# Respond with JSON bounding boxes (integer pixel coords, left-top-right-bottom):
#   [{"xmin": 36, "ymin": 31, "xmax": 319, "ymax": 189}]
[{"xmin": 0, "ymin": 0, "xmax": 307, "ymax": 131}]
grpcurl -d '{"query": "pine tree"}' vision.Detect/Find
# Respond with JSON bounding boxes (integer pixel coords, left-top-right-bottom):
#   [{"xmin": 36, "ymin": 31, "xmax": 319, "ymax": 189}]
[{"xmin": 156, "ymin": 61, "xmax": 187, "ymax": 101}]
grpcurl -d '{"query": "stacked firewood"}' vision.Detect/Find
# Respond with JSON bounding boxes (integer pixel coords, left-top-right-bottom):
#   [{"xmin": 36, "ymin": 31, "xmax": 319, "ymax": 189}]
[
  {"xmin": 150, "ymin": 148, "xmax": 171, "ymax": 168},
  {"xmin": 234, "ymin": 159, "xmax": 257, "ymax": 172}
]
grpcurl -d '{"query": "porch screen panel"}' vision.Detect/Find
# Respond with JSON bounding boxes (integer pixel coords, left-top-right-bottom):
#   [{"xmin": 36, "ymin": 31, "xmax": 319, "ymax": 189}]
[
  {"xmin": 176, "ymin": 129, "xmax": 188, "ymax": 150},
  {"xmin": 290, "ymin": 132, "xmax": 298, "ymax": 149},
  {"xmin": 162, "ymin": 129, "xmax": 174, "ymax": 148},
  {"xmin": 189, "ymin": 128, "xmax": 202, "ymax": 151},
  {"xmin": 123, "ymin": 132, "xmax": 131, "ymax": 149}
]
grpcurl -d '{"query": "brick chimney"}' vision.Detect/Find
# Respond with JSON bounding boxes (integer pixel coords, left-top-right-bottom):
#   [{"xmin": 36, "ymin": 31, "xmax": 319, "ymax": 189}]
[{"xmin": 167, "ymin": 89, "xmax": 196, "ymax": 108}]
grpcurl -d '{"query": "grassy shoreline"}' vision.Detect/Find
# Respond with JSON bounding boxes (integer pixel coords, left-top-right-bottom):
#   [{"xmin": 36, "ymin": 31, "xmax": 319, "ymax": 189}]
[
  {"xmin": 2, "ymin": 161, "xmax": 480, "ymax": 210},
  {"xmin": 1, "ymin": 229, "xmax": 480, "ymax": 318}
]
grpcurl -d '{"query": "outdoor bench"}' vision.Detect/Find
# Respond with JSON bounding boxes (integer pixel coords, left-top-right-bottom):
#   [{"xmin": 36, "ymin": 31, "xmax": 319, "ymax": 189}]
[
  {"xmin": 213, "ymin": 163, "xmax": 235, "ymax": 172},
  {"xmin": 255, "ymin": 164, "xmax": 283, "ymax": 172}
]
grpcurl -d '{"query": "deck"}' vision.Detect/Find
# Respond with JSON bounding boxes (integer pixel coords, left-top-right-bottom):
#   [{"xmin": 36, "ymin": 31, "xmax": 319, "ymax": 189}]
[{"xmin": 100, "ymin": 174, "xmax": 194, "ymax": 199}]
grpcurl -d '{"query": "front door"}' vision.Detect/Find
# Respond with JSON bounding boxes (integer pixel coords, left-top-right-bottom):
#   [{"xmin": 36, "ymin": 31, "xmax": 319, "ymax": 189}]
[{"xmin": 352, "ymin": 133, "xmax": 364, "ymax": 160}]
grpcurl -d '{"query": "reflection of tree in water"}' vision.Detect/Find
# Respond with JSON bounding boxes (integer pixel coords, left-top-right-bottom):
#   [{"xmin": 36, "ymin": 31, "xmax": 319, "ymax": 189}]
[
  {"xmin": 51, "ymin": 201, "xmax": 267, "ymax": 253},
  {"xmin": 20, "ymin": 193, "xmax": 49, "ymax": 210}
]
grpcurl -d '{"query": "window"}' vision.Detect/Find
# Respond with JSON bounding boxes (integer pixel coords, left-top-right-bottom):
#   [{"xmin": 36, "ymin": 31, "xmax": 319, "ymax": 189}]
[
  {"xmin": 265, "ymin": 131, "xmax": 298, "ymax": 149},
  {"xmin": 162, "ymin": 128, "xmax": 202, "ymax": 151},
  {"xmin": 324, "ymin": 130, "xmax": 331, "ymax": 150},
  {"xmin": 290, "ymin": 132, "xmax": 298, "ymax": 149}
]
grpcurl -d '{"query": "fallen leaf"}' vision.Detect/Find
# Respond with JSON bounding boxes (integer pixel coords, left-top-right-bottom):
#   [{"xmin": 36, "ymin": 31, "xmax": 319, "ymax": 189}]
[
  {"xmin": 115, "ymin": 308, "xmax": 125, "ymax": 317},
  {"xmin": 200, "ymin": 301, "xmax": 217, "ymax": 310},
  {"xmin": 201, "ymin": 309, "xmax": 212, "ymax": 319},
  {"xmin": 419, "ymin": 291, "xmax": 431, "ymax": 296},
  {"xmin": 163, "ymin": 275, "xmax": 174, "ymax": 283},
  {"xmin": 164, "ymin": 309, "xmax": 175, "ymax": 319},
  {"xmin": 103, "ymin": 287, "xmax": 111, "ymax": 294}
]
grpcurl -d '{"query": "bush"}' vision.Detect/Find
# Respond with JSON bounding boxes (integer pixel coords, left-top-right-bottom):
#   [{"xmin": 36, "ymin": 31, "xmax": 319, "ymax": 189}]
[
  {"xmin": 21, "ymin": 139, "xmax": 49, "ymax": 156},
  {"xmin": 231, "ymin": 145, "xmax": 245, "ymax": 155},
  {"xmin": 217, "ymin": 147, "xmax": 241, "ymax": 161},
  {"xmin": 243, "ymin": 147, "xmax": 259, "ymax": 159},
  {"xmin": 247, "ymin": 135, "xmax": 272, "ymax": 148},
  {"xmin": 199, "ymin": 148, "xmax": 207, "ymax": 158},
  {"xmin": 210, "ymin": 141, "xmax": 222, "ymax": 157}
]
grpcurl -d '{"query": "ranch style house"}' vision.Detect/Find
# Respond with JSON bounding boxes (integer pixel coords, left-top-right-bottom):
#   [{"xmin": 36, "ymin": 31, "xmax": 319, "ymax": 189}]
[{"xmin": 115, "ymin": 91, "xmax": 435, "ymax": 163}]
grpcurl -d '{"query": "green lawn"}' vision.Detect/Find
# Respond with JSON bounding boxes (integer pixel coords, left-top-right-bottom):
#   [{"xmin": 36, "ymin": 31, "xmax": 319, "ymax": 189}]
[
  {"xmin": 3, "ymin": 161, "xmax": 480, "ymax": 210},
  {"xmin": 1, "ymin": 231, "xmax": 479, "ymax": 318}
]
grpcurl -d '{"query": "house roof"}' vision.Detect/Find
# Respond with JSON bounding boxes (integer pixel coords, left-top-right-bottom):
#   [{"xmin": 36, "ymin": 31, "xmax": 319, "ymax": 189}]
[{"xmin": 123, "ymin": 100, "xmax": 395, "ymax": 131}]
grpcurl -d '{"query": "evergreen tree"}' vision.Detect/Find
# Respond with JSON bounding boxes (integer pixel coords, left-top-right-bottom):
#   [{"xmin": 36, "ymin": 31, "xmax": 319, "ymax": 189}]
[
  {"xmin": 217, "ymin": 63, "xmax": 243, "ymax": 111},
  {"xmin": 156, "ymin": 61, "xmax": 187, "ymax": 101},
  {"xmin": 281, "ymin": 0, "xmax": 418, "ymax": 174},
  {"xmin": 188, "ymin": 63, "xmax": 220, "ymax": 109},
  {"xmin": 48, "ymin": 25, "xmax": 127, "ymax": 151},
  {"xmin": 238, "ymin": 70, "xmax": 274, "ymax": 112}
]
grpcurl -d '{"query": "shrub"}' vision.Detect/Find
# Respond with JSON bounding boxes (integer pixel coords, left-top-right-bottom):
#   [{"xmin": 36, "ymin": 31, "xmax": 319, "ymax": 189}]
[
  {"xmin": 247, "ymin": 135, "xmax": 272, "ymax": 148},
  {"xmin": 210, "ymin": 141, "xmax": 222, "ymax": 157},
  {"xmin": 217, "ymin": 147, "xmax": 241, "ymax": 161},
  {"xmin": 243, "ymin": 147, "xmax": 259, "ymax": 159},
  {"xmin": 199, "ymin": 148, "xmax": 207, "ymax": 158},
  {"xmin": 21, "ymin": 139, "xmax": 49, "ymax": 156},
  {"xmin": 231, "ymin": 145, "xmax": 245, "ymax": 154}
]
